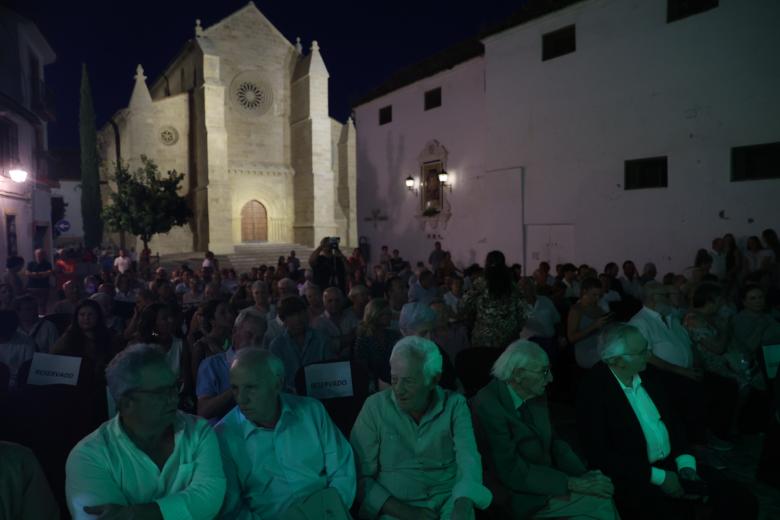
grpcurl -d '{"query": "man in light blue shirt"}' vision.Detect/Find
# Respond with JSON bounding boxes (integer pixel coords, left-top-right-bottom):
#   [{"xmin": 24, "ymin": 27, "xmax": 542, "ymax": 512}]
[
  {"xmin": 269, "ymin": 296, "xmax": 337, "ymax": 392},
  {"xmin": 216, "ymin": 348, "xmax": 356, "ymax": 519}
]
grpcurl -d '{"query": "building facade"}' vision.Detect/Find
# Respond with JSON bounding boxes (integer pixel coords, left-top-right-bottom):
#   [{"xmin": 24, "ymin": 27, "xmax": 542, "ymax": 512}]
[
  {"xmin": 354, "ymin": 0, "xmax": 780, "ymax": 274},
  {"xmin": 98, "ymin": 3, "xmax": 357, "ymax": 255},
  {"xmin": 0, "ymin": 7, "xmax": 56, "ymax": 269}
]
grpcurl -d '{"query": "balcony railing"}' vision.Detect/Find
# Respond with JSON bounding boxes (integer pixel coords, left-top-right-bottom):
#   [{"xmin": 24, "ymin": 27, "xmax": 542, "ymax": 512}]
[{"xmin": 32, "ymin": 80, "xmax": 55, "ymax": 122}]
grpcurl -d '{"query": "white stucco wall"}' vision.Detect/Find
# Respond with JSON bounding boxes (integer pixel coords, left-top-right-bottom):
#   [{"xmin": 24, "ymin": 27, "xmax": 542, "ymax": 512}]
[
  {"xmin": 355, "ymin": 57, "xmax": 514, "ymax": 269},
  {"xmin": 50, "ymin": 180, "xmax": 82, "ymax": 242},
  {"xmin": 483, "ymin": 0, "xmax": 780, "ymax": 274}
]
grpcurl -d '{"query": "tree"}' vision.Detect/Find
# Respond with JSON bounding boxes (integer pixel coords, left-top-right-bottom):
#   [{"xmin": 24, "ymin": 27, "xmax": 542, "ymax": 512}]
[
  {"xmin": 79, "ymin": 63, "xmax": 103, "ymax": 248},
  {"xmin": 102, "ymin": 156, "xmax": 192, "ymax": 251}
]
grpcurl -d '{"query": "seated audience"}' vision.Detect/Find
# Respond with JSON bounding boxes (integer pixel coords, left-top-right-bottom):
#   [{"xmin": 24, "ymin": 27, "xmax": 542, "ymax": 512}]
[
  {"xmin": 90, "ymin": 291, "xmax": 124, "ymax": 336},
  {"xmin": 0, "ymin": 441, "xmax": 60, "ymax": 519},
  {"xmin": 443, "ymin": 276, "xmax": 464, "ymax": 315},
  {"xmin": 519, "ymin": 277, "xmax": 561, "ymax": 353},
  {"xmin": 619, "ymin": 260, "xmax": 643, "ymax": 301},
  {"xmin": 15, "ymin": 294, "xmax": 58, "ymax": 353},
  {"xmin": 238, "ymin": 280, "xmax": 275, "ymax": 321},
  {"xmin": 348, "ymin": 284, "xmax": 370, "ymax": 320},
  {"xmin": 730, "ymin": 284, "xmax": 780, "ymax": 363},
  {"xmin": 473, "ymin": 340, "xmax": 618, "ymax": 519},
  {"xmin": 269, "ymin": 296, "xmax": 336, "ymax": 392},
  {"xmin": 576, "ymin": 324, "xmax": 757, "ymax": 520},
  {"xmin": 2, "ymin": 255, "xmax": 25, "ymax": 298},
  {"xmin": 408, "ymin": 269, "xmax": 437, "ymax": 305},
  {"xmin": 52, "ymin": 280, "xmax": 81, "ymax": 315},
  {"xmin": 52, "ymin": 299, "xmax": 121, "ymax": 386},
  {"xmin": 0, "ymin": 309, "xmax": 35, "ymax": 388},
  {"xmin": 399, "ymin": 302, "xmax": 458, "ymax": 391},
  {"xmin": 190, "ymin": 299, "xmax": 236, "ymax": 383},
  {"xmin": 430, "ymin": 298, "xmax": 470, "ymax": 362},
  {"xmin": 385, "ymin": 276, "xmax": 408, "ymax": 328},
  {"xmin": 567, "ymin": 277, "xmax": 611, "ymax": 369},
  {"xmin": 216, "ymin": 348, "xmax": 356, "ymax": 518},
  {"xmin": 65, "ymin": 344, "xmax": 226, "ymax": 519},
  {"xmin": 0, "ymin": 282, "xmax": 12, "ymax": 310},
  {"xmin": 197, "ymin": 312, "xmax": 267, "ymax": 423},
  {"xmin": 354, "ymin": 298, "xmax": 403, "ymax": 388},
  {"xmin": 350, "ymin": 337, "xmax": 492, "ymax": 519},
  {"xmin": 558, "ymin": 263, "xmax": 581, "ymax": 300},
  {"xmin": 135, "ymin": 303, "xmax": 192, "ymax": 400},
  {"xmin": 312, "ymin": 287, "xmax": 360, "ymax": 358}
]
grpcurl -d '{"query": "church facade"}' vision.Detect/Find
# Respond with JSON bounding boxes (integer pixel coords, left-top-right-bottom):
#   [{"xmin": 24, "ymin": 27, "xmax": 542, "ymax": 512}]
[{"xmin": 98, "ymin": 3, "xmax": 357, "ymax": 255}]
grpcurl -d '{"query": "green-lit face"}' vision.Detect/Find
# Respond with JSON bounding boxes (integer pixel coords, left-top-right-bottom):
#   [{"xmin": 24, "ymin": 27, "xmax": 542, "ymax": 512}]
[
  {"xmin": 230, "ymin": 362, "xmax": 280, "ymax": 425},
  {"xmin": 511, "ymin": 358, "xmax": 552, "ymax": 400},
  {"xmin": 124, "ymin": 363, "xmax": 178, "ymax": 429},
  {"xmin": 390, "ymin": 354, "xmax": 435, "ymax": 416}
]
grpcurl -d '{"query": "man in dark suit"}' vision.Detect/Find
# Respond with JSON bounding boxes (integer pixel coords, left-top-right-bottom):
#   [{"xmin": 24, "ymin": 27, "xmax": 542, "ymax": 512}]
[
  {"xmin": 473, "ymin": 339, "xmax": 619, "ymax": 519},
  {"xmin": 577, "ymin": 324, "xmax": 757, "ymax": 520}
]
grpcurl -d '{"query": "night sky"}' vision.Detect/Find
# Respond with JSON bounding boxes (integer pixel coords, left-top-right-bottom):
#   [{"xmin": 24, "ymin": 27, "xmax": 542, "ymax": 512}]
[{"xmin": 5, "ymin": 0, "xmax": 524, "ymax": 150}]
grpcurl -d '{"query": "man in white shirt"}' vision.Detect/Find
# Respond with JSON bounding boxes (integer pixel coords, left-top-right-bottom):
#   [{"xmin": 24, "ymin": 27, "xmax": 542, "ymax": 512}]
[
  {"xmin": 216, "ymin": 348, "xmax": 355, "ymax": 519},
  {"xmin": 113, "ymin": 248, "xmax": 132, "ymax": 274},
  {"xmin": 629, "ymin": 282, "xmax": 698, "ymax": 380},
  {"xmin": 66, "ymin": 344, "xmax": 226, "ymax": 520},
  {"xmin": 576, "ymin": 325, "xmax": 757, "ymax": 520}
]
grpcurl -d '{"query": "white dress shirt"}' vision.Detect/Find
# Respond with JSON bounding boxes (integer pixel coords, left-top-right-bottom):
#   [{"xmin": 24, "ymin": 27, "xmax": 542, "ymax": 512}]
[
  {"xmin": 215, "ymin": 394, "xmax": 356, "ymax": 519},
  {"xmin": 610, "ymin": 370, "xmax": 696, "ymax": 485},
  {"xmin": 629, "ymin": 306, "xmax": 693, "ymax": 369},
  {"xmin": 65, "ymin": 412, "xmax": 226, "ymax": 520}
]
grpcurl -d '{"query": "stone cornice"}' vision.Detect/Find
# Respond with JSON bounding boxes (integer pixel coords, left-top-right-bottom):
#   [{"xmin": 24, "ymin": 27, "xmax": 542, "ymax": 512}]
[{"xmin": 228, "ymin": 165, "xmax": 295, "ymax": 177}]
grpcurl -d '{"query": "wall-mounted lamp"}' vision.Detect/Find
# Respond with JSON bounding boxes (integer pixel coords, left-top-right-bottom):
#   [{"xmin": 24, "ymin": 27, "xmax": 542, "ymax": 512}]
[
  {"xmin": 8, "ymin": 168, "xmax": 28, "ymax": 183},
  {"xmin": 438, "ymin": 170, "xmax": 452, "ymax": 192},
  {"xmin": 405, "ymin": 175, "xmax": 418, "ymax": 194}
]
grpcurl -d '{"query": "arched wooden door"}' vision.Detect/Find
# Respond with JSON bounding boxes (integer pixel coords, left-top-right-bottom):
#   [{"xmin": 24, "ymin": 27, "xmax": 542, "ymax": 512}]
[{"xmin": 240, "ymin": 200, "xmax": 268, "ymax": 242}]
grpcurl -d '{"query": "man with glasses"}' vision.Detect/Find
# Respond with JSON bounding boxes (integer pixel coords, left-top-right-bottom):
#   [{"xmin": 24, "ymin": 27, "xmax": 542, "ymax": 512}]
[
  {"xmin": 65, "ymin": 344, "xmax": 226, "ymax": 520},
  {"xmin": 576, "ymin": 325, "xmax": 757, "ymax": 520},
  {"xmin": 472, "ymin": 339, "xmax": 619, "ymax": 519}
]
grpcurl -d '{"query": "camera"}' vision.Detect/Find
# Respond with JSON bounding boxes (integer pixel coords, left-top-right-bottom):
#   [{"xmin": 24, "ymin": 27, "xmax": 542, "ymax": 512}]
[{"xmin": 328, "ymin": 237, "xmax": 341, "ymax": 249}]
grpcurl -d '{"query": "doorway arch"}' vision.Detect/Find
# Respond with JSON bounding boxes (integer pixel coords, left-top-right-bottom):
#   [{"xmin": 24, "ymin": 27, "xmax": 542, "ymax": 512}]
[{"xmin": 240, "ymin": 200, "xmax": 268, "ymax": 242}]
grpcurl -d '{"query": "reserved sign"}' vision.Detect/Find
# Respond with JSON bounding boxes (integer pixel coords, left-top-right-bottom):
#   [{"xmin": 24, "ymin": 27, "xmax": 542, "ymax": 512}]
[
  {"xmin": 26, "ymin": 353, "xmax": 81, "ymax": 386},
  {"xmin": 305, "ymin": 361, "xmax": 354, "ymax": 399}
]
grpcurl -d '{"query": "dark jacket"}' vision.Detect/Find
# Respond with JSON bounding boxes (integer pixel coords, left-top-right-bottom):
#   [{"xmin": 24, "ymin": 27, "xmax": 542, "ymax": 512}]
[
  {"xmin": 473, "ymin": 378, "xmax": 586, "ymax": 518},
  {"xmin": 576, "ymin": 362, "xmax": 689, "ymax": 501}
]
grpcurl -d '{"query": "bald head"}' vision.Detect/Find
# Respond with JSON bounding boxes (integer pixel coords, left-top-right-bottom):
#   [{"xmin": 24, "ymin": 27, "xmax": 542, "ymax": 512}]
[
  {"xmin": 230, "ymin": 348, "xmax": 285, "ymax": 425},
  {"xmin": 230, "ymin": 348, "xmax": 284, "ymax": 381}
]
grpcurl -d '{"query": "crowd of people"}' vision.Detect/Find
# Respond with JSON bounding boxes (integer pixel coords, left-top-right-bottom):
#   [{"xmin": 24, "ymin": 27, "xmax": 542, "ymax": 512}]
[{"xmin": 0, "ymin": 229, "xmax": 779, "ymax": 519}]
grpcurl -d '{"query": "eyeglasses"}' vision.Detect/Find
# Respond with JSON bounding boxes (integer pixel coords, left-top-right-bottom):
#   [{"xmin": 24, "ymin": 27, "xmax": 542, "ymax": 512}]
[
  {"xmin": 130, "ymin": 383, "xmax": 179, "ymax": 400},
  {"xmin": 524, "ymin": 366, "xmax": 552, "ymax": 378}
]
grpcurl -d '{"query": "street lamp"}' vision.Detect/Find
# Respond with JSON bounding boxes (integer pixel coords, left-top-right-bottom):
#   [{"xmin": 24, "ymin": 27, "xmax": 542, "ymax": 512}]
[{"xmin": 438, "ymin": 170, "xmax": 452, "ymax": 192}]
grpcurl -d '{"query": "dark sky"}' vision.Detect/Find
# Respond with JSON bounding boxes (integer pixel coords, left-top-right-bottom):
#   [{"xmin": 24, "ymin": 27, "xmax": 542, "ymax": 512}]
[{"xmin": 5, "ymin": 0, "xmax": 524, "ymax": 150}]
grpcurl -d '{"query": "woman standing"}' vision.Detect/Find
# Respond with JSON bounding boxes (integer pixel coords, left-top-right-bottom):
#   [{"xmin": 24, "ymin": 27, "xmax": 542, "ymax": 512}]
[{"xmin": 460, "ymin": 250, "xmax": 526, "ymax": 349}]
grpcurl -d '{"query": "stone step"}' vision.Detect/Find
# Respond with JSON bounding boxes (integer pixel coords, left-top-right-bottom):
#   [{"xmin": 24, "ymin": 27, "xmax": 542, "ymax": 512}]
[{"xmin": 160, "ymin": 243, "xmax": 314, "ymax": 275}]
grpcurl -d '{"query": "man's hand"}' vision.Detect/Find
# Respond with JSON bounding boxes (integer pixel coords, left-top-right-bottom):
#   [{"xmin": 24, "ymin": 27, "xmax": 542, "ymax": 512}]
[
  {"xmin": 659, "ymin": 471, "xmax": 685, "ymax": 498},
  {"xmin": 451, "ymin": 497, "xmax": 475, "ymax": 520},
  {"xmin": 568, "ymin": 473, "xmax": 614, "ymax": 498},
  {"xmin": 381, "ymin": 497, "xmax": 437, "ymax": 520}
]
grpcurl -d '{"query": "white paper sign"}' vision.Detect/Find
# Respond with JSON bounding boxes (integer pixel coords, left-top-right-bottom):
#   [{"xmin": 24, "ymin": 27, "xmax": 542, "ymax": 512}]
[
  {"xmin": 304, "ymin": 361, "xmax": 353, "ymax": 399},
  {"xmin": 26, "ymin": 353, "xmax": 81, "ymax": 386},
  {"xmin": 763, "ymin": 344, "xmax": 780, "ymax": 379}
]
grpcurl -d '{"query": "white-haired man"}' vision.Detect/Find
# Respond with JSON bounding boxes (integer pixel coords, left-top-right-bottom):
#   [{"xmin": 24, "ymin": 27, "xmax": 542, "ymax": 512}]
[
  {"xmin": 216, "ymin": 348, "xmax": 356, "ymax": 519},
  {"xmin": 473, "ymin": 340, "xmax": 618, "ymax": 519},
  {"xmin": 576, "ymin": 325, "xmax": 756, "ymax": 520},
  {"xmin": 350, "ymin": 336, "xmax": 492, "ymax": 520},
  {"xmin": 197, "ymin": 312, "xmax": 267, "ymax": 424},
  {"xmin": 66, "ymin": 344, "xmax": 226, "ymax": 520}
]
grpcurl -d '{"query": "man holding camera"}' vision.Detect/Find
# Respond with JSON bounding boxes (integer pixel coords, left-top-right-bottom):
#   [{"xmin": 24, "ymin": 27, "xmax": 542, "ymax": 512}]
[{"xmin": 309, "ymin": 237, "xmax": 348, "ymax": 294}]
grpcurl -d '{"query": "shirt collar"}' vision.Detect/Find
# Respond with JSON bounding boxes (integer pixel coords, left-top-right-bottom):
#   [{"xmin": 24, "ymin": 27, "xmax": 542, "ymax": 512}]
[
  {"xmin": 506, "ymin": 382, "xmax": 525, "ymax": 410},
  {"xmin": 238, "ymin": 394, "xmax": 293, "ymax": 439},
  {"xmin": 608, "ymin": 367, "xmax": 642, "ymax": 392},
  {"xmin": 390, "ymin": 386, "xmax": 446, "ymax": 425}
]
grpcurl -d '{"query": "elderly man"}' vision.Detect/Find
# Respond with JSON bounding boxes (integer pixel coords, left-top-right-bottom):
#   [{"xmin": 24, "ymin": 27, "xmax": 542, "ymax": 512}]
[
  {"xmin": 473, "ymin": 340, "xmax": 618, "ymax": 519},
  {"xmin": 66, "ymin": 344, "xmax": 226, "ymax": 520},
  {"xmin": 197, "ymin": 312, "xmax": 267, "ymax": 424},
  {"xmin": 348, "ymin": 284, "xmax": 370, "ymax": 320},
  {"xmin": 576, "ymin": 325, "xmax": 756, "ymax": 520},
  {"xmin": 239, "ymin": 281, "xmax": 275, "ymax": 321},
  {"xmin": 313, "ymin": 287, "xmax": 359, "ymax": 358},
  {"xmin": 350, "ymin": 336, "xmax": 492, "ymax": 519},
  {"xmin": 216, "ymin": 348, "xmax": 356, "ymax": 518},
  {"xmin": 269, "ymin": 296, "xmax": 336, "ymax": 392},
  {"xmin": 408, "ymin": 269, "xmax": 438, "ymax": 306}
]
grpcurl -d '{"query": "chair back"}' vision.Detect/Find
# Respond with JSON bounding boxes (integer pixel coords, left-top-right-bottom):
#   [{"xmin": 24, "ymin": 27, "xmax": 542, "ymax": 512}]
[
  {"xmin": 0, "ymin": 362, "xmax": 9, "ymax": 392},
  {"xmin": 295, "ymin": 359, "xmax": 370, "ymax": 437},
  {"xmin": 455, "ymin": 347, "xmax": 503, "ymax": 397}
]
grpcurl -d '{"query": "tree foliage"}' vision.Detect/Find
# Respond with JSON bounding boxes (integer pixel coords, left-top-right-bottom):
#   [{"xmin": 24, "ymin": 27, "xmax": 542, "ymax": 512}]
[
  {"xmin": 79, "ymin": 63, "xmax": 103, "ymax": 248},
  {"xmin": 102, "ymin": 156, "xmax": 192, "ymax": 250}
]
